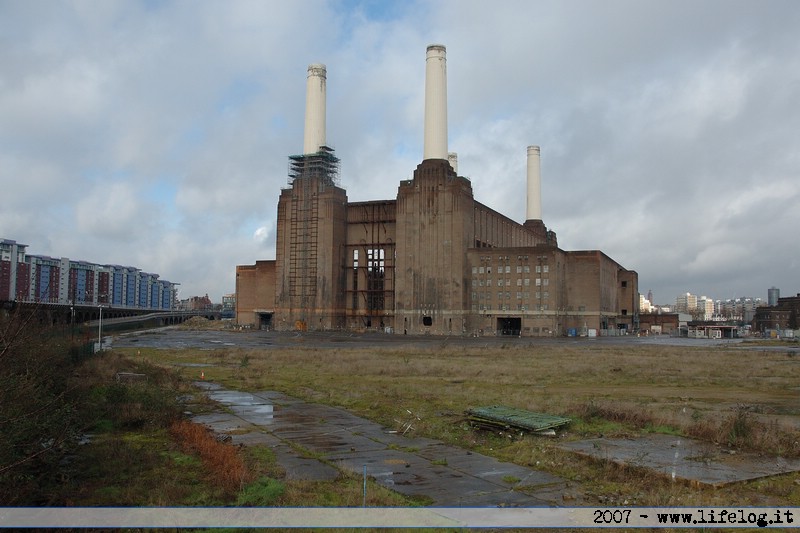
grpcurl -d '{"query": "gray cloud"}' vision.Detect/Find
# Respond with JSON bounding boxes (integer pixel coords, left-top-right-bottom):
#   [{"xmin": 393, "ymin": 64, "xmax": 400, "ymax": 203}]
[{"xmin": 1, "ymin": 0, "xmax": 798, "ymax": 305}]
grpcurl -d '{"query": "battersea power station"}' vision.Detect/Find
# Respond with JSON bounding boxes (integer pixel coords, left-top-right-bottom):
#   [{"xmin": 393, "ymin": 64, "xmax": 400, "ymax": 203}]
[{"xmin": 236, "ymin": 45, "xmax": 638, "ymax": 336}]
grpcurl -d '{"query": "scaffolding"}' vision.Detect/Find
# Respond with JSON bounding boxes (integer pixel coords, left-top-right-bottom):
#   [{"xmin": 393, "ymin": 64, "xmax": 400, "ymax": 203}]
[
  {"xmin": 345, "ymin": 202, "xmax": 395, "ymax": 329},
  {"xmin": 288, "ymin": 145, "xmax": 340, "ymax": 188},
  {"xmin": 287, "ymin": 173, "xmax": 317, "ymax": 325},
  {"xmin": 284, "ymin": 146, "xmax": 341, "ymax": 328}
]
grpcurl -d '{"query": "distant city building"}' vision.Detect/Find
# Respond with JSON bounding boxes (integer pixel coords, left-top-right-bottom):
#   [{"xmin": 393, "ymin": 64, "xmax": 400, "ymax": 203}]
[
  {"xmin": 675, "ymin": 293, "xmax": 698, "ymax": 314},
  {"xmin": 672, "ymin": 292, "xmax": 760, "ymax": 322},
  {"xmin": 768, "ymin": 286, "xmax": 780, "ymax": 307},
  {"xmin": 753, "ymin": 293, "xmax": 800, "ymax": 334},
  {"xmin": 639, "ymin": 293, "xmax": 653, "ymax": 313},
  {"xmin": 180, "ymin": 294, "xmax": 213, "ymax": 311},
  {"xmin": 221, "ymin": 293, "xmax": 236, "ymax": 318},
  {"xmin": 714, "ymin": 297, "xmax": 763, "ymax": 323},
  {"xmin": 0, "ymin": 238, "xmax": 178, "ymax": 310},
  {"xmin": 638, "ymin": 312, "xmax": 680, "ymax": 335},
  {"xmin": 697, "ymin": 296, "xmax": 714, "ymax": 321},
  {"xmin": 0, "ymin": 239, "xmax": 30, "ymax": 301}
]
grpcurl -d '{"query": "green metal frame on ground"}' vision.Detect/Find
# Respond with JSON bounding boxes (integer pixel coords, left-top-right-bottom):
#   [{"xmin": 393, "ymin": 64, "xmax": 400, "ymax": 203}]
[{"xmin": 467, "ymin": 405, "xmax": 571, "ymax": 432}]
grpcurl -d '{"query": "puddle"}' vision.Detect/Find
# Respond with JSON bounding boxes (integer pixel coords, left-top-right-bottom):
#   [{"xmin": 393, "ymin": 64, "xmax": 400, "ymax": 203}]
[{"xmin": 200, "ymin": 388, "xmax": 277, "ymax": 424}]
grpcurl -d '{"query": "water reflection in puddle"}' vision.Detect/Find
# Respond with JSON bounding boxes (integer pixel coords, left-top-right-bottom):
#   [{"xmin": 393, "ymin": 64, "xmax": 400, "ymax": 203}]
[{"xmin": 206, "ymin": 389, "xmax": 276, "ymax": 424}]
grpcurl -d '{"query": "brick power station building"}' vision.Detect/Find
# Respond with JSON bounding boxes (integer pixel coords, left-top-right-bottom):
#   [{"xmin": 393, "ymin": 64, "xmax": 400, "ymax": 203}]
[{"xmin": 236, "ymin": 45, "xmax": 638, "ymax": 336}]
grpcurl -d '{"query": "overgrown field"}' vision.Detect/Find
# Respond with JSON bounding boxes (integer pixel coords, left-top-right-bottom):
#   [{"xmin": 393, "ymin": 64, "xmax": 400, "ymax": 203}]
[
  {"xmin": 5, "ymin": 306, "xmax": 800, "ymax": 512},
  {"xmin": 0, "ymin": 314, "xmax": 407, "ymax": 510},
  {"xmin": 122, "ymin": 332, "xmax": 800, "ymax": 507}
]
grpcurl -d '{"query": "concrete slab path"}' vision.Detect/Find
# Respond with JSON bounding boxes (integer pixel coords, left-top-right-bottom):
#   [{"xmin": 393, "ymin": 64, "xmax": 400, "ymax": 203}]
[
  {"xmin": 192, "ymin": 382, "xmax": 577, "ymax": 507},
  {"xmin": 561, "ymin": 434, "xmax": 800, "ymax": 487}
]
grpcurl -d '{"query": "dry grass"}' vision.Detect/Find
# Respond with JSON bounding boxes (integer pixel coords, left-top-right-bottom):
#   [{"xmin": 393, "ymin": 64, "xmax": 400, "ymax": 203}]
[
  {"xmin": 169, "ymin": 419, "xmax": 253, "ymax": 495},
  {"xmin": 160, "ymin": 341, "xmax": 800, "ymax": 432},
  {"xmin": 686, "ymin": 405, "xmax": 800, "ymax": 456},
  {"xmin": 124, "ymin": 336, "xmax": 800, "ymax": 506}
]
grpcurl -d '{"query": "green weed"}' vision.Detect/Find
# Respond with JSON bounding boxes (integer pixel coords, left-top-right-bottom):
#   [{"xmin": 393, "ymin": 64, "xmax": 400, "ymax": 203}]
[{"xmin": 236, "ymin": 476, "xmax": 285, "ymax": 506}]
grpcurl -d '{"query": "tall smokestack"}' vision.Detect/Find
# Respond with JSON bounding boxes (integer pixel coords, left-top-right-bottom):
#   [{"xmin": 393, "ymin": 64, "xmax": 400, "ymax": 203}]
[
  {"xmin": 303, "ymin": 64, "xmax": 326, "ymax": 154},
  {"xmin": 526, "ymin": 145, "xmax": 542, "ymax": 220},
  {"xmin": 423, "ymin": 44, "xmax": 448, "ymax": 161}
]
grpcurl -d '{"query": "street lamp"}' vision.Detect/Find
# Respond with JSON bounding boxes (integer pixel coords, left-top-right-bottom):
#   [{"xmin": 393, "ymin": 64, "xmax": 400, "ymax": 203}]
[{"xmin": 97, "ymin": 304, "xmax": 104, "ymax": 353}]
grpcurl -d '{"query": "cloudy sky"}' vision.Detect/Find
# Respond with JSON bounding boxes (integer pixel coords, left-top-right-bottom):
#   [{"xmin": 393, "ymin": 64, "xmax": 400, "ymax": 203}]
[{"xmin": 2, "ymin": 0, "xmax": 798, "ymax": 306}]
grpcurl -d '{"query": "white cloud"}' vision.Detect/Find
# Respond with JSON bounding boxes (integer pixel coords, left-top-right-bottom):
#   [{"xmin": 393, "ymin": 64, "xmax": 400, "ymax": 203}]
[{"xmin": 1, "ymin": 0, "xmax": 799, "ymax": 303}]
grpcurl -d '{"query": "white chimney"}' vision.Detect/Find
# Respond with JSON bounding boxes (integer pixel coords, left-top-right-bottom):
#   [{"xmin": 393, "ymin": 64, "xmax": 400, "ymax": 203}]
[
  {"xmin": 303, "ymin": 63, "xmax": 326, "ymax": 154},
  {"xmin": 423, "ymin": 44, "xmax": 448, "ymax": 161},
  {"xmin": 448, "ymin": 152, "xmax": 458, "ymax": 174},
  {"xmin": 526, "ymin": 145, "xmax": 542, "ymax": 220}
]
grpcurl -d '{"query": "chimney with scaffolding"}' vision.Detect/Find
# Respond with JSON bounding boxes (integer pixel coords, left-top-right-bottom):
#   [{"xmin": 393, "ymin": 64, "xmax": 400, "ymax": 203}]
[
  {"xmin": 288, "ymin": 63, "xmax": 340, "ymax": 189},
  {"xmin": 274, "ymin": 63, "xmax": 348, "ymax": 331}
]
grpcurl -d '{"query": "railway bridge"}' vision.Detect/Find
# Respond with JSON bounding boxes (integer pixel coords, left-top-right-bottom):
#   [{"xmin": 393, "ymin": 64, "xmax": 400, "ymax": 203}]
[{"xmin": 1, "ymin": 300, "xmax": 221, "ymax": 329}]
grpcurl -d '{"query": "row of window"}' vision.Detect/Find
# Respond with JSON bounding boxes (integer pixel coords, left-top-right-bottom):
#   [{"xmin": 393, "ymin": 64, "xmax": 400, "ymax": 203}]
[
  {"xmin": 477, "ymin": 255, "xmax": 545, "ymax": 262},
  {"xmin": 471, "ymin": 303, "xmax": 550, "ymax": 311},
  {"xmin": 472, "ymin": 265, "xmax": 550, "ymax": 274},
  {"xmin": 472, "ymin": 291, "xmax": 550, "ymax": 300},
  {"xmin": 472, "ymin": 278, "xmax": 549, "ymax": 287}
]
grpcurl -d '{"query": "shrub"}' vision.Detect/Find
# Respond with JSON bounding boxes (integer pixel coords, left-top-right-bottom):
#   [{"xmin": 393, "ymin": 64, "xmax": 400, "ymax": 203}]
[{"xmin": 0, "ymin": 310, "xmax": 84, "ymax": 504}]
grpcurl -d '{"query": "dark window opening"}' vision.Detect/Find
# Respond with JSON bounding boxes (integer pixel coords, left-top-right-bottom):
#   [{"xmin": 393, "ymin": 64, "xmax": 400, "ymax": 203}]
[
  {"xmin": 352, "ymin": 249, "xmax": 358, "ymax": 310},
  {"xmin": 621, "ymin": 281, "xmax": 627, "ymax": 288},
  {"xmin": 497, "ymin": 317, "xmax": 521, "ymax": 336},
  {"xmin": 422, "ymin": 316, "xmax": 433, "ymax": 327},
  {"xmin": 257, "ymin": 312, "xmax": 273, "ymax": 330},
  {"xmin": 366, "ymin": 248, "xmax": 385, "ymax": 311}
]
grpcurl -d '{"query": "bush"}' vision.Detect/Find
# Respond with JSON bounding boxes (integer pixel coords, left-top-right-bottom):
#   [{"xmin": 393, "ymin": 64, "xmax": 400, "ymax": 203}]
[
  {"xmin": 0, "ymin": 308, "xmax": 186, "ymax": 504},
  {"xmin": 0, "ymin": 310, "xmax": 84, "ymax": 504}
]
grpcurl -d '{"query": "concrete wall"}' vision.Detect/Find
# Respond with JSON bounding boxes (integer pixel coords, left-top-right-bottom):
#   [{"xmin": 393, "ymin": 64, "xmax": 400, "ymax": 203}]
[
  {"xmin": 563, "ymin": 250, "xmax": 637, "ymax": 332},
  {"xmin": 472, "ymin": 202, "xmax": 543, "ymax": 249},
  {"xmin": 394, "ymin": 159, "xmax": 473, "ymax": 335},
  {"xmin": 465, "ymin": 245, "xmax": 567, "ymax": 336},
  {"xmin": 273, "ymin": 175, "xmax": 348, "ymax": 331},
  {"xmin": 235, "ymin": 260, "xmax": 275, "ymax": 327}
]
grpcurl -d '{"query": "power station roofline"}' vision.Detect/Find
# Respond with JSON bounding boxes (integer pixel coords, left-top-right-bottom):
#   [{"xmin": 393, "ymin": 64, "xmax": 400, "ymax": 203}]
[{"xmin": 347, "ymin": 199, "xmax": 397, "ymax": 207}]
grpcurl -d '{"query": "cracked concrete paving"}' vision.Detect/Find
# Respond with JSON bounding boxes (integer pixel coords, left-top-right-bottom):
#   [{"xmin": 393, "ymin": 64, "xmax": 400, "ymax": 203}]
[
  {"xmin": 191, "ymin": 382, "xmax": 578, "ymax": 507},
  {"xmin": 562, "ymin": 434, "xmax": 800, "ymax": 488}
]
